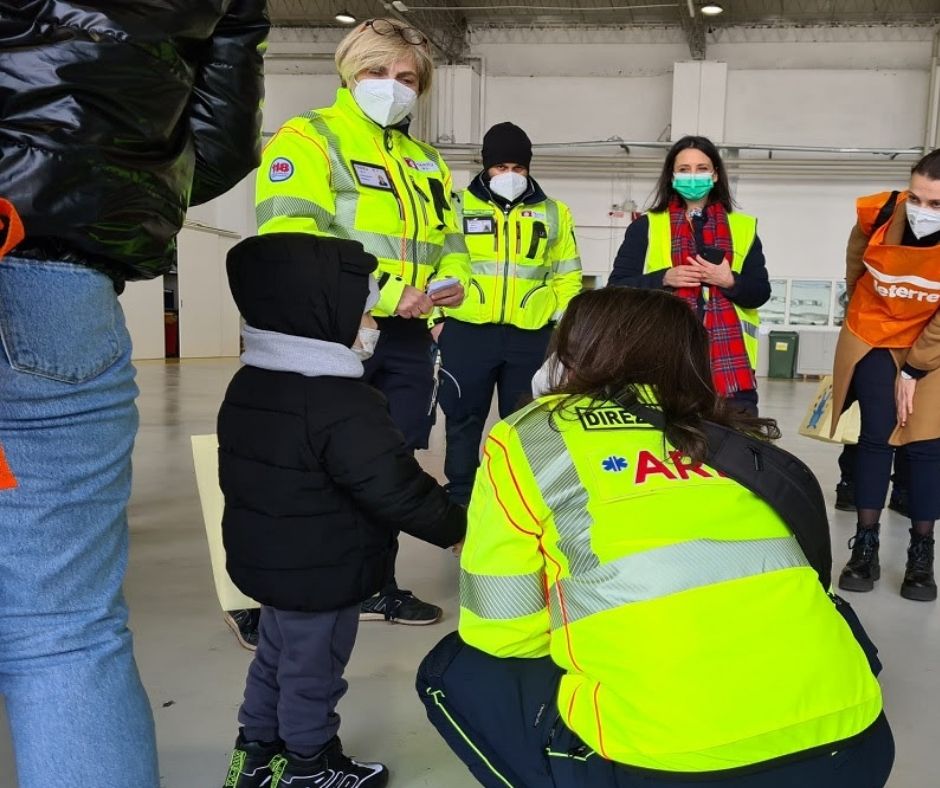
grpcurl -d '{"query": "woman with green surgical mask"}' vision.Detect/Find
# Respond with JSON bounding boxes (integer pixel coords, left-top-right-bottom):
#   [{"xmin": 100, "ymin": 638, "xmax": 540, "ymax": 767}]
[{"xmin": 609, "ymin": 135, "xmax": 771, "ymax": 415}]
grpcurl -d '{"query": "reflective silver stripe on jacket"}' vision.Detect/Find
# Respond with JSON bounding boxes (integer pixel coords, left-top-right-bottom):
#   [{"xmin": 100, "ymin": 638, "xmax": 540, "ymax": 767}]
[
  {"xmin": 515, "ymin": 415, "xmax": 600, "ymax": 575},
  {"xmin": 460, "ymin": 569, "xmax": 546, "ymax": 620},
  {"xmin": 548, "ymin": 536, "xmax": 809, "ymax": 629},
  {"xmin": 471, "ymin": 261, "xmax": 551, "ymax": 281}
]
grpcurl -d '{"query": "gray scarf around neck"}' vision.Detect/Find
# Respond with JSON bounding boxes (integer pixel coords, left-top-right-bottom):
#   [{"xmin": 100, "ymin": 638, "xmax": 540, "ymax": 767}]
[{"xmin": 241, "ymin": 325, "xmax": 364, "ymax": 378}]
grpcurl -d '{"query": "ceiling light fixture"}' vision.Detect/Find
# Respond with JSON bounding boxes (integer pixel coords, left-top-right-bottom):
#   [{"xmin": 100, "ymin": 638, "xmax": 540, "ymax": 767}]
[
  {"xmin": 335, "ymin": 11, "xmax": 357, "ymax": 23},
  {"xmin": 700, "ymin": 3, "xmax": 724, "ymax": 15},
  {"xmin": 391, "ymin": 1, "xmax": 410, "ymax": 11}
]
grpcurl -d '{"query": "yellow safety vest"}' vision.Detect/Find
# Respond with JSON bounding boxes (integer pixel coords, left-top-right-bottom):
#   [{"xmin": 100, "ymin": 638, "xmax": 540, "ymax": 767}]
[
  {"xmin": 256, "ymin": 88, "xmax": 470, "ymax": 318},
  {"xmin": 445, "ymin": 185, "xmax": 582, "ymax": 330},
  {"xmin": 645, "ymin": 211, "xmax": 761, "ymax": 369},
  {"xmin": 459, "ymin": 395, "xmax": 882, "ymax": 775}
]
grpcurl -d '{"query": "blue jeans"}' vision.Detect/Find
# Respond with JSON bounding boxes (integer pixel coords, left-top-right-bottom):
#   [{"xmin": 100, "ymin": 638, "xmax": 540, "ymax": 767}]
[{"xmin": 0, "ymin": 258, "xmax": 158, "ymax": 786}]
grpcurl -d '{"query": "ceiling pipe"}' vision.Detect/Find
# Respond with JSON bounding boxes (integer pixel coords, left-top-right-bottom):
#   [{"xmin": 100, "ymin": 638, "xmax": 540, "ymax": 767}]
[{"xmin": 437, "ymin": 139, "xmax": 924, "ymax": 156}]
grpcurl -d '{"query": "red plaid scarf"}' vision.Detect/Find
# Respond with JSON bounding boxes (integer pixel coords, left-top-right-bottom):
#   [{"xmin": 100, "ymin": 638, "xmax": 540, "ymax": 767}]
[{"xmin": 669, "ymin": 200, "xmax": 756, "ymax": 397}]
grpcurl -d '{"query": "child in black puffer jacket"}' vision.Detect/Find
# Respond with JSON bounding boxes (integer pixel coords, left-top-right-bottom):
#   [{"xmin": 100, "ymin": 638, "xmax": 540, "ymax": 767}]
[{"xmin": 218, "ymin": 232, "xmax": 466, "ymax": 788}]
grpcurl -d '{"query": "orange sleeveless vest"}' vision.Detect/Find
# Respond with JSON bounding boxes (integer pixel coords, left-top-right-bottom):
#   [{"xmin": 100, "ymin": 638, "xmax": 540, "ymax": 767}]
[{"xmin": 845, "ymin": 191, "xmax": 940, "ymax": 348}]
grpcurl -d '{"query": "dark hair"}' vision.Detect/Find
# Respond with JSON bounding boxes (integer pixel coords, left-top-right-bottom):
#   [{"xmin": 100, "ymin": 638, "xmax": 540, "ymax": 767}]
[
  {"xmin": 545, "ymin": 288, "xmax": 779, "ymax": 462},
  {"xmin": 649, "ymin": 135, "xmax": 735, "ymax": 213},
  {"xmin": 912, "ymin": 149, "xmax": 940, "ymax": 180}
]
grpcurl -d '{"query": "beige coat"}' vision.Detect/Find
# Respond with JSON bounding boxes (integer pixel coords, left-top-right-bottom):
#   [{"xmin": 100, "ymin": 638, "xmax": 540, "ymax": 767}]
[{"xmin": 831, "ymin": 198, "xmax": 940, "ymax": 445}]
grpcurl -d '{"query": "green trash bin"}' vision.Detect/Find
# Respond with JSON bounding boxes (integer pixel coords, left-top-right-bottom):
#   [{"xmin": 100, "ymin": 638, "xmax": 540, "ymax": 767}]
[{"xmin": 768, "ymin": 330, "xmax": 799, "ymax": 379}]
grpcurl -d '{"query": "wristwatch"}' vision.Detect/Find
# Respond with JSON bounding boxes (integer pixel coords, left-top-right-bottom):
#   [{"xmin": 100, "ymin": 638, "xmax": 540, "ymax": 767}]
[{"xmin": 900, "ymin": 370, "xmax": 914, "ymax": 381}]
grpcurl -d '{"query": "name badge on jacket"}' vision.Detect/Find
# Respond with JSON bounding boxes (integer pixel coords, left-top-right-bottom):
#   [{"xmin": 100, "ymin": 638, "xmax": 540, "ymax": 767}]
[
  {"xmin": 464, "ymin": 217, "xmax": 494, "ymax": 235},
  {"xmin": 352, "ymin": 161, "xmax": 393, "ymax": 191}
]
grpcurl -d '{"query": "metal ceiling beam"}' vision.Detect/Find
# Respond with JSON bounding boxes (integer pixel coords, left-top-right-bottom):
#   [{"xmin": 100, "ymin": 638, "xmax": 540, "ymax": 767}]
[
  {"xmin": 678, "ymin": 0, "xmax": 707, "ymax": 59},
  {"xmin": 389, "ymin": 1, "xmax": 470, "ymax": 63}
]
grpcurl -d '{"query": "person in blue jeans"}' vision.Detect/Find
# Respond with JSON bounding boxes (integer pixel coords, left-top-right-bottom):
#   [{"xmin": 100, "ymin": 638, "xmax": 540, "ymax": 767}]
[{"xmin": 0, "ymin": 4, "xmax": 268, "ymax": 785}]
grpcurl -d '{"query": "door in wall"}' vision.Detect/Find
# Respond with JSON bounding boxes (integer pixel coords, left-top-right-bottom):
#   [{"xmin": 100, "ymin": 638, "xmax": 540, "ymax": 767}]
[{"xmin": 177, "ymin": 226, "xmax": 241, "ymax": 359}]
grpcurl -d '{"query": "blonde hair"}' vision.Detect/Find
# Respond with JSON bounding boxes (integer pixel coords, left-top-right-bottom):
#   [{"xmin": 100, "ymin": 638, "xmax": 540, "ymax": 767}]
[{"xmin": 335, "ymin": 18, "xmax": 434, "ymax": 94}]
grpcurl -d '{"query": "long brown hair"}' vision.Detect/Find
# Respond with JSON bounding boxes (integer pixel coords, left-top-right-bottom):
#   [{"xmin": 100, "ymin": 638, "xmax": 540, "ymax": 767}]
[
  {"xmin": 546, "ymin": 288, "xmax": 779, "ymax": 461},
  {"xmin": 649, "ymin": 135, "xmax": 736, "ymax": 214}
]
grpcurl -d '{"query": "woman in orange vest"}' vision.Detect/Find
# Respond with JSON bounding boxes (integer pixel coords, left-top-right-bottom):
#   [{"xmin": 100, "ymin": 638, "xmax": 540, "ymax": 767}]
[{"xmin": 833, "ymin": 150, "xmax": 940, "ymax": 602}]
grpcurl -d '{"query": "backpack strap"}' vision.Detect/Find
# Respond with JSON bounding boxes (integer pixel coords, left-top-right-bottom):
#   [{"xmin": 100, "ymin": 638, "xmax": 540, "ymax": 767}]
[
  {"xmin": 627, "ymin": 404, "xmax": 832, "ymax": 589},
  {"xmin": 871, "ymin": 190, "xmax": 900, "ymax": 235}
]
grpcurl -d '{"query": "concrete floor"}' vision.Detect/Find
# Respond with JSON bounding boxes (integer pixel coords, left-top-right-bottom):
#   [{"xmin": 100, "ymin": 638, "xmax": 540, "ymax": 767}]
[{"xmin": 0, "ymin": 360, "xmax": 933, "ymax": 786}]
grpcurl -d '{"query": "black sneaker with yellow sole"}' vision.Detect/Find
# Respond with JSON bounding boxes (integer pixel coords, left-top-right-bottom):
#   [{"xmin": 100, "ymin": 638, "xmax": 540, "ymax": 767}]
[
  {"xmin": 270, "ymin": 737, "xmax": 389, "ymax": 788},
  {"xmin": 223, "ymin": 733, "xmax": 281, "ymax": 788}
]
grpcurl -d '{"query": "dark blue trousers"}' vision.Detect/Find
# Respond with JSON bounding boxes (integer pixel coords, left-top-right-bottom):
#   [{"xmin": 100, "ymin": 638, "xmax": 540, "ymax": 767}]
[
  {"xmin": 437, "ymin": 320, "xmax": 553, "ymax": 504},
  {"xmin": 851, "ymin": 349, "xmax": 940, "ymax": 520},
  {"xmin": 838, "ymin": 444, "xmax": 909, "ymax": 491},
  {"xmin": 362, "ymin": 316, "xmax": 435, "ymax": 452},
  {"xmin": 240, "ymin": 605, "xmax": 359, "ymax": 756},
  {"xmin": 417, "ymin": 632, "xmax": 894, "ymax": 788}
]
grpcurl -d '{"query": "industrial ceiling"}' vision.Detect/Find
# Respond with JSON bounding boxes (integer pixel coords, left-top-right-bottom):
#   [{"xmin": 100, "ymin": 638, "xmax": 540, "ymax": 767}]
[
  {"xmin": 268, "ymin": 1, "xmax": 939, "ymax": 60},
  {"xmin": 269, "ymin": 1, "xmax": 940, "ymax": 29}
]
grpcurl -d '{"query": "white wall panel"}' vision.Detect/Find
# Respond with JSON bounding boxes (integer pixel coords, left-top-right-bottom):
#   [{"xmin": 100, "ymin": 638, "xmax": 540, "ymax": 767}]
[
  {"xmin": 473, "ymin": 41, "xmax": 686, "ymax": 78},
  {"xmin": 733, "ymin": 177, "xmax": 897, "ymax": 280},
  {"xmin": 178, "ymin": 228, "xmax": 242, "ymax": 359},
  {"xmin": 725, "ymin": 69, "xmax": 928, "ymax": 149},
  {"xmin": 262, "ymin": 73, "xmax": 341, "ymax": 133},
  {"xmin": 120, "ymin": 277, "xmax": 165, "ymax": 361},
  {"xmin": 484, "ymin": 75, "xmax": 673, "ymax": 143}
]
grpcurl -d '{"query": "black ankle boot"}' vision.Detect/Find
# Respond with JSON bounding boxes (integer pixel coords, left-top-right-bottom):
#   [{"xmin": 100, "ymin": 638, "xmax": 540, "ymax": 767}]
[
  {"xmin": 901, "ymin": 530, "xmax": 937, "ymax": 602},
  {"xmin": 838, "ymin": 524, "xmax": 881, "ymax": 592}
]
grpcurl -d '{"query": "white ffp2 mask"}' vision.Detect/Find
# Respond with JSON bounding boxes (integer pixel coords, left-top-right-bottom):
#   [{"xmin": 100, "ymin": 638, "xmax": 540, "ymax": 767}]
[
  {"xmin": 906, "ymin": 202, "xmax": 940, "ymax": 240},
  {"xmin": 352, "ymin": 79, "xmax": 417, "ymax": 128},
  {"xmin": 489, "ymin": 172, "xmax": 528, "ymax": 203}
]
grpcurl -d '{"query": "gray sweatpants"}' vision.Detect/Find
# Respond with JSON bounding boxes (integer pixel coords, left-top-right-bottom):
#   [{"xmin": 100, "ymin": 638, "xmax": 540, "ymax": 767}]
[{"xmin": 239, "ymin": 604, "xmax": 360, "ymax": 756}]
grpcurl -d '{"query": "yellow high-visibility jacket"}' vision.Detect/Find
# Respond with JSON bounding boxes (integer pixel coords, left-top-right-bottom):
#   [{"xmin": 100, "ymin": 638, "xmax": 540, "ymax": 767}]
[
  {"xmin": 444, "ymin": 175, "xmax": 582, "ymax": 330},
  {"xmin": 459, "ymin": 395, "xmax": 883, "ymax": 774},
  {"xmin": 644, "ymin": 210, "xmax": 761, "ymax": 368},
  {"xmin": 256, "ymin": 88, "xmax": 470, "ymax": 318}
]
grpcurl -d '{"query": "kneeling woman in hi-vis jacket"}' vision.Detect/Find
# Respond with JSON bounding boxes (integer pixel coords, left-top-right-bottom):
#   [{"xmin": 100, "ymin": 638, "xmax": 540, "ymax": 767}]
[{"xmin": 417, "ymin": 287, "xmax": 894, "ymax": 788}]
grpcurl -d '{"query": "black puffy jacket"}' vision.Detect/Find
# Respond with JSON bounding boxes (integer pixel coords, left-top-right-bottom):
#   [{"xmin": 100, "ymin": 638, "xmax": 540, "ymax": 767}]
[
  {"xmin": 219, "ymin": 234, "xmax": 466, "ymax": 611},
  {"xmin": 0, "ymin": 1, "xmax": 268, "ymax": 284}
]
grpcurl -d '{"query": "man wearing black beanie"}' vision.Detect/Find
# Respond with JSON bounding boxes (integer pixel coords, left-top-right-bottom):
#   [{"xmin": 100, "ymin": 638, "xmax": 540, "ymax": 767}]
[
  {"xmin": 432, "ymin": 122, "xmax": 583, "ymax": 505},
  {"xmin": 481, "ymin": 122, "xmax": 534, "ymax": 172}
]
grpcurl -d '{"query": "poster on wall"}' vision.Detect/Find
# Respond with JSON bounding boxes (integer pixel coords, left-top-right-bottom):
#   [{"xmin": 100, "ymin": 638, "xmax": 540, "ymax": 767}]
[
  {"xmin": 789, "ymin": 280, "xmax": 832, "ymax": 326},
  {"xmin": 759, "ymin": 278, "xmax": 788, "ymax": 324},
  {"xmin": 833, "ymin": 281, "xmax": 848, "ymax": 326}
]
